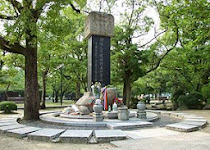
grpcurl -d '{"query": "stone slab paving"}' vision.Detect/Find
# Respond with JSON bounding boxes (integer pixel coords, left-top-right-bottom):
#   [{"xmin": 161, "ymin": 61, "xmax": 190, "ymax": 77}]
[
  {"xmin": 110, "ymin": 132, "xmax": 210, "ymax": 150},
  {"xmin": 0, "ymin": 122, "xmax": 18, "ymax": 127},
  {"xmin": 6, "ymin": 126, "xmax": 41, "ymax": 138},
  {"xmin": 85, "ymin": 122, "xmax": 107, "ymax": 127},
  {"xmin": 0, "ymin": 119, "xmax": 17, "ymax": 123},
  {"xmin": 178, "ymin": 114, "xmax": 205, "ymax": 119},
  {"xmin": 180, "ymin": 121, "xmax": 207, "ymax": 128},
  {"xmin": 169, "ymin": 112, "xmax": 186, "ymax": 117},
  {"xmin": 124, "ymin": 128, "xmax": 180, "ymax": 139},
  {"xmin": 0, "ymin": 110, "xmax": 209, "ymax": 143},
  {"xmin": 0, "ymin": 124, "xmax": 26, "ymax": 133},
  {"xmin": 28, "ymin": 128, "xmax": 65, "ymax": 142},
  {"xmin": 160, "ymin": 111, "xmax": 172, "ymax": 115},
  {"xmin": 185, "ymin": 118, "xmax": 207, "ymax": 122},
  {"xmin": 59, "ymin": 130, "xmax": 93, "ymax": 143},
  {"xmin": 166, "ymin": 123, "xmax": 199, "ymax": 132},
  {"xmin": 94, "ymin": 130, "xmax": 126, "ymax": 142},
  {"xmin": 107, "ymin": 121, "xmax": 153, "ymax": 129}
]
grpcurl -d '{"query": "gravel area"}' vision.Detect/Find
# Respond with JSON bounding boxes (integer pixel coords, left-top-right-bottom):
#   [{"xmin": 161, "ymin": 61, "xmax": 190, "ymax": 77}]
[{"xmin": 152, "ymin": 114, "xmax": 182, "ymax": 127}]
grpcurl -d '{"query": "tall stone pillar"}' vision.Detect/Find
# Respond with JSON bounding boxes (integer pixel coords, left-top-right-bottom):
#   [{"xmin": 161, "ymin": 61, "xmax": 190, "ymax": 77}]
[{"xmin": 84, "ymin": 12, "xmax": 114, "ymax": 91}]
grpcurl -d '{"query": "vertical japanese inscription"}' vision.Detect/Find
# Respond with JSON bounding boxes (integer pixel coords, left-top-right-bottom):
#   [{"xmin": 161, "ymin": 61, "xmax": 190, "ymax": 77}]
[
  {"xmin": 99, "ymin": 37, "xmax": 104, "ymax": 83},
  {"xmin": 91, "ymin": 35, "xmax": 110, "ymax": 87}
]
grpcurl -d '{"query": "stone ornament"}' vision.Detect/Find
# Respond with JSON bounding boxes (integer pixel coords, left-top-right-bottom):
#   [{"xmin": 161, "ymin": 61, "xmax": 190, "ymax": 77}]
[{"xmin": 84, "ymin": 11, "xmax": 114, "ymax": 39}]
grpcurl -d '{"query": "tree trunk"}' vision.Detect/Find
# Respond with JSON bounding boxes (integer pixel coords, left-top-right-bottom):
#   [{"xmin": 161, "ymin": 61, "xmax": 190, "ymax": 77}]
[
  {"xmin": 76, "ymin": 82, "xmax": 81, "ymax": 100},
  {"xmin": 52, "ymin": 90, "xmax": 55, "ymax": 102},
  {"xmin": 55, "ymin": 90, "xmax": 59, "ymax": 103},
  {"xmin": 123, "ymin": 71, "xmax": 131, "ymax": 108},
  {"xmin": 23, "ymin": 2, "xmax": 40, "ymax": 120},
  {"xmin": 125, "ymin": 77, "xmax": 131, "ymax": 108},
  {"xmin": 123, "ymin": 82, "xmax": 126, "ymax": 104},
  {"xmin": 4, "ymin": 84, "xmax": 10, "ymax": 101},
  {"xmin": 41, "ymin": 72, "xmax": 47, "ymax": 109},
  {"xmin": 24, "ymin": 50, "xmax": 40, "ymax": 120}
]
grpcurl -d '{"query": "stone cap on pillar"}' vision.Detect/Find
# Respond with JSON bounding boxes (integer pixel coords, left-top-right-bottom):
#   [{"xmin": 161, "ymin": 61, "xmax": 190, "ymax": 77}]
[{"xmin": 84, "ymin": 11, "xmax": 114, "ymax": 39}]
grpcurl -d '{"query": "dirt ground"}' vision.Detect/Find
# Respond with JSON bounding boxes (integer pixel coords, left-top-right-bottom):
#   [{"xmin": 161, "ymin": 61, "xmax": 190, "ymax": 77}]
[{"xmin": 0, "ymin": 109, "xmax": 210, "ymax": 150}]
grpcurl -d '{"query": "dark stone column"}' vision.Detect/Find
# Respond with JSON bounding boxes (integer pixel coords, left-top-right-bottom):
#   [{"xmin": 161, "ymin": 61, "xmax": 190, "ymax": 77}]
[{"xmin": 88, "ymin": 35, "xmax": 110, "ymax": 90}]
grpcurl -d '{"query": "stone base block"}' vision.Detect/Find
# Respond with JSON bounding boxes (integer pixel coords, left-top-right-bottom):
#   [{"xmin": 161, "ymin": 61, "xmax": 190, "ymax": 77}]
[
  {"xmin": 93, "ymin": 113, "xmax": 103, "ymax": 122},
  {"xmin": 103, "ymin": 112, "xmax": 118, "ymax": 119},
  {"xmin": 118, "ymin": 107, "xmax": 129, "ymax": 121},
  {"xmin": 137, "ymin": 111, "xmax": 146, "ymax": 119}
]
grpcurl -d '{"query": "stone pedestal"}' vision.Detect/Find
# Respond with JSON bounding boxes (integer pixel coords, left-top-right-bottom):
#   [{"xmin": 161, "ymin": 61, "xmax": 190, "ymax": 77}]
[
  {"xmin": 137, "ymin": 111, "xmax": 147, "ymax": 119},
  {"xmin": 103, "ymin": 112, "xmax": 118, "ymax": 119},
  {"xmin": 137, "ymin": 102, "xmax": 146, "ymax": 119},
  {"xmin": 93, "ymin": 112, "xmax": 103, "ymax": 122},
  {"xmin": 118, "ymin": 106, "xmax": 129, "ymax": 121}
]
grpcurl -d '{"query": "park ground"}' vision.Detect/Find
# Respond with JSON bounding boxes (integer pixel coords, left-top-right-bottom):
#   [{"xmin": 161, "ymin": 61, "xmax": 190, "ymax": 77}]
[{"xmin": 0, "ymin": 109, "xmax": 210, "ymax": 150}]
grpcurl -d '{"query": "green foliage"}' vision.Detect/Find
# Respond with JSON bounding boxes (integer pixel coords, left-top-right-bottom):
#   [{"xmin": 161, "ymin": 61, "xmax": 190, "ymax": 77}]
[
  {"xmin": 201, "ymin": 83, "xmax": 210, "ymax": 101},
  {"xmin": 178, "ymin": 92, "xmax": 204, "ymax": 110},
  {"xmin": 129, "ymin": 97, "xmax": 139, "ymax": 109},
  {"xmin": 0, "ymin": 101, "xmax": 17, "ymax": 114},
  {"xmin": 171, "ymin": 89, "xmax": 185, "ymax": 109}
]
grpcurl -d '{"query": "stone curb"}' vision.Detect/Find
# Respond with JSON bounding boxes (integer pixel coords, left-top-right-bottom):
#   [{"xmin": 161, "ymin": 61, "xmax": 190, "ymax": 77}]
[
  {"xmin": 146, "ymin": 110, "xmax": 208, "ymax": 132},
  {"xmin": 39, "ymin": 112, "xmax": 158, "ymax": 129}
]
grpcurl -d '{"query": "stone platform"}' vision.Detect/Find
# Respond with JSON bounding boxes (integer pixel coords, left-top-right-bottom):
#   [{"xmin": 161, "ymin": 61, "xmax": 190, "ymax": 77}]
[
  {"xmin": 0, "ymin": 110, "xmax": 208, "ymax": 143},
  {"xmin": 40, "ymin": 111, "xmax": 158, "ymax": 129}
]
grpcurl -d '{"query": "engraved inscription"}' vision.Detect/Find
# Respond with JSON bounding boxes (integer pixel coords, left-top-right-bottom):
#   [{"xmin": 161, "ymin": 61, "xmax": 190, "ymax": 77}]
[{"xmin": 91, "ymin": 35, "xmax": 110, "ymax": 86}]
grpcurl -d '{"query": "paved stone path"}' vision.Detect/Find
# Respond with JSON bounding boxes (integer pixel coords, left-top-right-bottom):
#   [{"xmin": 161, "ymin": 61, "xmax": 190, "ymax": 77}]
[
  {"xmin": 0, "ymin": 110, "xmax": 208, "ymax": 144},
  {"xmin": 111, "ymin": 132, "xmax": 210, "ymax": 150}
]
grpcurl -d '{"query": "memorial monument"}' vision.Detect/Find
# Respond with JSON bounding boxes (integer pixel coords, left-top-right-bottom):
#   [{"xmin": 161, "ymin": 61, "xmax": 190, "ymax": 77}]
[
  {"xmin": 76, "ymin": 11, "xmax": 115, "ymax": 114},
  {"xmin": 84, "ymin": 11, "xmax": 114, "ymax": 91}
]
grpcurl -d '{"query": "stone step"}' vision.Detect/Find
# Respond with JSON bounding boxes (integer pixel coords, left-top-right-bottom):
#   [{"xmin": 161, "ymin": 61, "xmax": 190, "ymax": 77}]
[
  {"xmin": 179, "ymin": 115, "xmax": 205, "ymax": 119},
  {"xmin": 184, "ymin": 118, "xmax": 207, "ymax": 122},
  {"xmin": 0, "ymin": 124, "xmax": 25, "ymax": 133},
  {"xmin": 107, "ymin": 121, "xmax": 153, "ymax": 129},
  {"xmin": 7, "ymin": 126, "xmax": 41, "ymax": 138},
  {"xmin": 180, "ymin": 121, "xmax": 207, "ymax": 128},
  {"xmin": 0, "ymin": 122, "xmax": 18, "ymax": 127},
  {"xmin": 59, "ymin": 130, "xmax": 93, "ymax": 143},
  {"xmin": 0, "ymin": 119, "xmax": 17, "ymax": 123},
  {"xmin": 124, "ymin": 128, "xmax": 179, "ymax": 139},
  {"xmin": 28, "ymin": 128, "xmax": 65, "ymax": 142},
  {"xmin": 166, "ymin": 123, "xmax": 199, "ymax": 132},
  {"xmin": 94, "ymin": 130, "xmax": 126, "ymax": 142}
]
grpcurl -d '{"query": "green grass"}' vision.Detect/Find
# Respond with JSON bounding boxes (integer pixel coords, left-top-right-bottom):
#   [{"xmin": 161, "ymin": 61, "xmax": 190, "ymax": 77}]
[{"xmin": 16, "ymin": 100, "xmax": 75, "ymax": 108}]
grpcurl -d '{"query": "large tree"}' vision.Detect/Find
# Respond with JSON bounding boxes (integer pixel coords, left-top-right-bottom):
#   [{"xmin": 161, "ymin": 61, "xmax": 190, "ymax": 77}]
[{"xmin": 0, "ymin": 0, "xmax": 86, "ymax": 120}]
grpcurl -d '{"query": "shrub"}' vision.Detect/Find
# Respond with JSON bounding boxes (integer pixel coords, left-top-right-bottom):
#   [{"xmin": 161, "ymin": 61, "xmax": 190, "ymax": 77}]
[
  {"xmin": 178, "ymin": 92, "xmax": 204, "ymax": 109},
  {"xmin": 171, "ymin": 89, "xmax": 185, "ymax": 110},
  {"xmin": 129, "ymin": 97, "xmax": 139, "ymax": 109},
  {"xmin": 201, "ymin": 83, "xmax": 210, "ymax": 102},
  {"xmin": 0, "ymin": 101, "xmax": 17, "ymax": 113}
]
